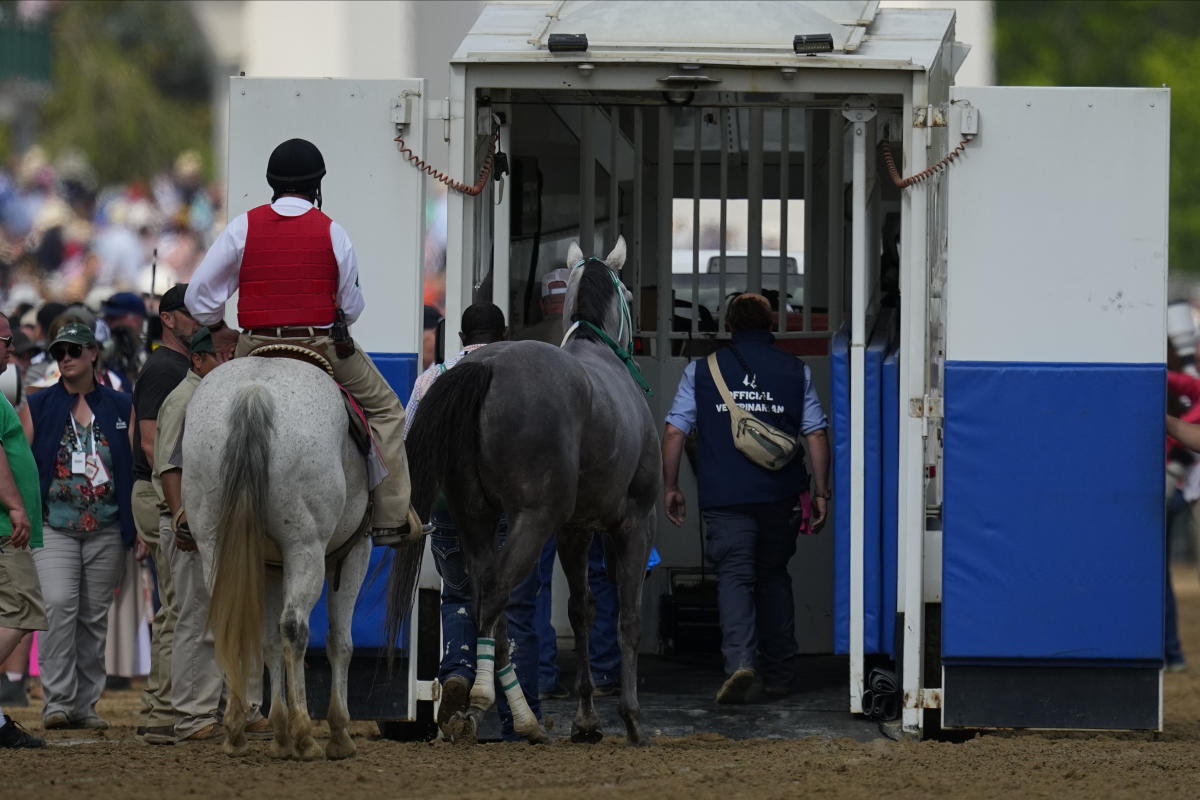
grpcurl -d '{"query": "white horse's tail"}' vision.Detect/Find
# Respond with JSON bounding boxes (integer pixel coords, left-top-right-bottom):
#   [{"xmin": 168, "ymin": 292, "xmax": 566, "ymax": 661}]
[{"xmin": 207, "ymin": 383, "xmax": 273, "ymax": 711}]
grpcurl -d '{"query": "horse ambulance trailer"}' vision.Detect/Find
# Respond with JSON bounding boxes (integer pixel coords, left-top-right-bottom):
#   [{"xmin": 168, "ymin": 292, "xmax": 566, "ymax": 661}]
[{"xmin": 225, "ymin": 1, "xmax": 1169, "ymax": 738}]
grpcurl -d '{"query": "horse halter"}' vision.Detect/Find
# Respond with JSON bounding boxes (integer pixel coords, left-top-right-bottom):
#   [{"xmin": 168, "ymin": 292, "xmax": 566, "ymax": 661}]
[{"xmin": 561, "ymin": 257, "xmax": 652, "ymax": 395}]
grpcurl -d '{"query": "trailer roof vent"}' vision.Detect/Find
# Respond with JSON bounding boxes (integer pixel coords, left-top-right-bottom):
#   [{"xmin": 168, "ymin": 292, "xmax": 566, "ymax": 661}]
[
  {"xmin": 793, "ymin": 33, "xmax": 834, "ymax": 55},
  {"xmin": 548, "ymin": 33, "xmax": 589, "ymax": 53}
]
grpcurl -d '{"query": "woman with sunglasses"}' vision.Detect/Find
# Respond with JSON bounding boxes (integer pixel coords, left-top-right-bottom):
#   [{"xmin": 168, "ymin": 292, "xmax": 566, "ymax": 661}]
[{"xmin": 19, "ymin": 321, "xmax": 134, "ymax": 730}]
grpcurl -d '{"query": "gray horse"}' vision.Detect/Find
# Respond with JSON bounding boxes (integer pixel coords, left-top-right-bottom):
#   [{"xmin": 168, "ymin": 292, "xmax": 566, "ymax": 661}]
[
  {"xmin": 395, "ymin": 236, "xmax": 661, "ymax": 745},
  {"xmin": 183, "ymin": 357, "xmax": 383, "ymax": 760}
]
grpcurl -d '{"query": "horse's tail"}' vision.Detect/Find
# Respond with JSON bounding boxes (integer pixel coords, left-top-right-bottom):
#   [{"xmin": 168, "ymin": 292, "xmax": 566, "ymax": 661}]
[
  {"xmin": 207, "ymin": 383, "xmax": 273, "ymax": 709},
  {"xmin": 386, "ymin": 360, "xmax": 493, "ymax": 655}
]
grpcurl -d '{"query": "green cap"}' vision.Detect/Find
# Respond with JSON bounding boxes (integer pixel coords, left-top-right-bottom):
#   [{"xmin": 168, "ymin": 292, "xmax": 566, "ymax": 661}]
[
  {"xmin": 49, "ymin": 321, "xmax": 96, "ymax": 348},
  {"xmin": 189, "ymin": 326, "xmax": 215, "ymax": 356}
]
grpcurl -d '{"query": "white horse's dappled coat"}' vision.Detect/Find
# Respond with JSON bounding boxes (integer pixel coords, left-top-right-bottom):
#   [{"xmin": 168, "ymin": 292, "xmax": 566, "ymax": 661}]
[{"xmin": 182, "ymin": 356, "xmax": 371, "ymax": 760}]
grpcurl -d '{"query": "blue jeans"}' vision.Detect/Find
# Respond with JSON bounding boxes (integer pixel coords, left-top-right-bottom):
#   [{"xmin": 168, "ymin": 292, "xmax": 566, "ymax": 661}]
[
  {"xmin": 430, "ymin": 510, "xmax": 540, "ymax": 739},
  {"xmin": 702, "ymin": 498, "xmax": 798, "ymax": 688},
  {"xmin": 536, "ymin": 535, "xmax": 622, "ymax": 691}
]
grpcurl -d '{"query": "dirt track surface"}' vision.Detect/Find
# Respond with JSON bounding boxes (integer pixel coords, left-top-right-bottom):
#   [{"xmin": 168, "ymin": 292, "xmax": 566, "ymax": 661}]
[{"xmin": 7, "ymin": 568, "xmax": 1200, "ymax": 799}]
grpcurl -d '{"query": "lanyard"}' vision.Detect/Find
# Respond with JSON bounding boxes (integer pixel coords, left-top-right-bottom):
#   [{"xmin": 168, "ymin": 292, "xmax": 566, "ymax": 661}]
[{"xmin": 69, "ymin": 413, "xmax": 97, "ymax": 457}]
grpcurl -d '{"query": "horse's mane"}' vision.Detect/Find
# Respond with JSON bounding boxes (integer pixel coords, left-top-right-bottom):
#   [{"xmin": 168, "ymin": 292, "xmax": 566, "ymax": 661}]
[{"xmin": 569, "ymin": 258, "xmax": 617, "ymax": 342}]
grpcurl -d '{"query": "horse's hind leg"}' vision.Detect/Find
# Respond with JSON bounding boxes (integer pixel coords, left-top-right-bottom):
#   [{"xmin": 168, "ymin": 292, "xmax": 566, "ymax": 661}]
[
  {"xmin": 263, "ymin": 571, "xmax": 294, "ymax": 759},
  {"xmin": 279, "ymin": 553, "xmax": 327, "ymax": 761},
  {"xmin": 612, "ymin": 517, "xmax": 653, "ymax": 746},
  {"xmin": 324, "ymin": 539, "xmax": 370, "ymax": 760},
  {"xmin": 558, "ymin": 531, "xmax": 601, "ymax": 743}
]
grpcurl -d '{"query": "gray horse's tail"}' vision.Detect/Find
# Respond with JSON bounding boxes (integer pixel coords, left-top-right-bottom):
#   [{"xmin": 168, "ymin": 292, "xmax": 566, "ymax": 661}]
[
  {"xmin": 207, "ymin": 383, "xmax": 274, "ymax": 711},
  {"xmin": 385, "ymin": 359, "xmax": 493, "ymax": 655}
]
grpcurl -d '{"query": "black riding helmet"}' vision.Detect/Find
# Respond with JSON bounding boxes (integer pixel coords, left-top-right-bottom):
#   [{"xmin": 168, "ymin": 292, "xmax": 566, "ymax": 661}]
[{"xmin": 266, "ymin": 138, "xmax": 325, "ymax": 207}]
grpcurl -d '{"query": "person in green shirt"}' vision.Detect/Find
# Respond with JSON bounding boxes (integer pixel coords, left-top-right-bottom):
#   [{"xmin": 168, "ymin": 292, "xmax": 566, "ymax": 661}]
[{"xmin": 0, "ymin": 311, "xmax": 47, "ymax": 748}]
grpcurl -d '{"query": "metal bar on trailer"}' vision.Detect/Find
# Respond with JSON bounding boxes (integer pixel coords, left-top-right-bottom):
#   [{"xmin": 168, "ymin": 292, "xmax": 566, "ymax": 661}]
[
  {"xmin": 633, "ymin": 107, "xmax": 644, "ymax": 333},
  {"xmin": 900, "ymin": 79, "xmax": 931, "ymax": 738},
  {"xmin": 779, "ymin": 108, "xmax": 789, "ymax": 333},
  {"xmin": 656, "ymin": 107, "xmax": 674, "ymax": 360},
  {"xmin": 848, "ymin": 114, "xmax": 870, "ymax": 716},
  {"xmin": 692, "ymin": 109, "xmax": 702, "ymax": 338},
  {"xmin": 580, "ymin": 105, "xmax": 596, "ymax": 254},
  {"xmin": 445, "ymin": 69, "xmax": 469, "ymax": 370},
  {"xmin": 747, "ymin": 108, "xmax": 764, "ymax": 294},
  {"xmin": 718, "ymin": 107, "xmax": 730, "ymax": 335},
  {"xmin": 492, "ymin": 107, "xmax": 511, "ymax": 319},
  {"xmin": 828, "ymin": 115, "xmax": 844, "ymax": 332},
  {"xmin": 802, "ymin": 111, "xmax": 814, "ymax": 334},
  {"xmin": 610, "ymin": 104, "xmax": 620, "ymax": 248}
]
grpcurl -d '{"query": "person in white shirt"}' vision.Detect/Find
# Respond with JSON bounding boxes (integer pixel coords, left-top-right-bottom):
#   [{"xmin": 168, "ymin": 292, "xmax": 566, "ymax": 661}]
[{"xmin": 185, "ymin": 139, "xmax": 415, "ymax": 546}]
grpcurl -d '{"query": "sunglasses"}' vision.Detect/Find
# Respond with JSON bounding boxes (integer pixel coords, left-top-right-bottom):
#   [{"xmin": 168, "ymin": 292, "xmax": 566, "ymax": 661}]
[
  {"xmin": 0, "ymin": 335, "xmax": 11, "ymax": 348},
  {"xmin": 50, "ymin": 343, "xmax": 88, "ymax": 361}
]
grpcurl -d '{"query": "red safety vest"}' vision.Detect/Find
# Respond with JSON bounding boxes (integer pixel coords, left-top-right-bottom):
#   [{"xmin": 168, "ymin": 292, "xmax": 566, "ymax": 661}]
[{"xmin": 238, "ymin": 204, "xmax": 339, "ymax": 328}]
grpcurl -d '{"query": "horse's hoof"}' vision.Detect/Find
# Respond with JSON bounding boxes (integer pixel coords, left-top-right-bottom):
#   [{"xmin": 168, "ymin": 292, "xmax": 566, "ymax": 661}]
[
  {"xmin": 223, "ymin": 738, "xmax": 250, "ymax": 757},
  {"xmin": 518, "ymin": 724, "xmax": 551, "ymax": 745},
  {"xmin": 444, "ymin": 711, "xmax": 477, "ymax": 744},
  {"xmin": 269, "ymin": 741, "xmax": 296, "ymax": 760},
  {"xmin": 626, "ymin": 729, "xmax": 652, "ymax": 747},
  {"xmin": 570, "ymin": 724, "xmax": 604, "ymax": 744},
  {"xmin": 325, "ymin": 736, "xmax": 357, "ymax": 760},
  {"xmin": 296, "ymin": 737, "xmax": 325, "ymax": 761}
]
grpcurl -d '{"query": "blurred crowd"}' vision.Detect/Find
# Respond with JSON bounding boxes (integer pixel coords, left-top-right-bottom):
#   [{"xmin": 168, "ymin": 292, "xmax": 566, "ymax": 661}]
[{"xmin": 0, "ymin": 145, "xmax": 224, "ymax": 316}]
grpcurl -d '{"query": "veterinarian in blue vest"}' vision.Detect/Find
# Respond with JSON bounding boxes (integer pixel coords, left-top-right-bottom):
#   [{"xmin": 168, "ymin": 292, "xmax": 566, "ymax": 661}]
[{"xmin": 662, "ymin": 293, "xmax": 830, "ymax": 704}]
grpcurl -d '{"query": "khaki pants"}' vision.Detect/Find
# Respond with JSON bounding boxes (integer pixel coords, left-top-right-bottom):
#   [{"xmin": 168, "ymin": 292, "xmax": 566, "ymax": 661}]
[
  {"xmin": 237, "ymin": 331, "xmax": 412, "ymax": 528},
  {"xmin": 134, "ymin": 479, "xmax": 176, "ymax": 727}
]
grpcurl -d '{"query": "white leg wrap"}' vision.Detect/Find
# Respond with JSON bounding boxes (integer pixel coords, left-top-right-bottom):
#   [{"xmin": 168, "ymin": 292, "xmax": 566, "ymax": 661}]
[
  {"xmin": 497, "ymin": 663, "xmax": 537, "ymax": 735},
  {"xmin": 471, "ymin": 637, "xmax": 496, "ymax": 709}
]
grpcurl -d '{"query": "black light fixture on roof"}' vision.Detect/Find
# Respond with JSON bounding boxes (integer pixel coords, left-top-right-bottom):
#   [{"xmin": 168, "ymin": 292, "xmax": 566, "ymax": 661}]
[
  {"xmin": 548, "ymin": 33, "xmax": 589, "ymax": 53},
  {"xmin": 793, "ymin": 33, "xmax": 834, "ymax": 55}
]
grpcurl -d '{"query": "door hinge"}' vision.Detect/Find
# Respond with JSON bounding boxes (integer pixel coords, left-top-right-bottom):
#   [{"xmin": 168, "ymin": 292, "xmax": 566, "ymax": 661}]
[
  {"xmin": 909, "ymin": 395, "xmax": 943, "ymax": 420},
  {"xmin": 903, "ymin": 688, "xmax": 942, "ymax": 709},
  {"xmin": 913, "ymin": 103, "xmax": 948, "ymax": 128}
]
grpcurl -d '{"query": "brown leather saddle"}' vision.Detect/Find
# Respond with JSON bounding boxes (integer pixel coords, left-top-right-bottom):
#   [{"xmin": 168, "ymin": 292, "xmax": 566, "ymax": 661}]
[{"xmin": 247, "ymin": 343, "xmax": 371, "ymax": 455}]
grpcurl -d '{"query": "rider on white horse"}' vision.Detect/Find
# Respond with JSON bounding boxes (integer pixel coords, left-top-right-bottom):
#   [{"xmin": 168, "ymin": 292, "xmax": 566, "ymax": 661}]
[{"xmin": 185, "ymin": 138, "xmax": 417, "ymax": 546}]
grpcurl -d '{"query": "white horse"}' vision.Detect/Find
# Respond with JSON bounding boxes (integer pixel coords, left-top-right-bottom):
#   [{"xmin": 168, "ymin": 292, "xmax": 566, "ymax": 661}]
[{"xmin": 183, "ymin": 357, "xmax": 384, "ymax": 760}]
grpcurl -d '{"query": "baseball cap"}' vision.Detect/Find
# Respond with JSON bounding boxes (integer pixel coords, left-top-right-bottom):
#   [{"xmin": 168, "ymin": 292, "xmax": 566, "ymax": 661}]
[
  {"xmin": 541, "ymin": 268, "xmax": 570, "ymax": 297},
  {"xmin": 102, "ymin": 291, "xmax": 147, "ymax": 318},
  {"xmin": 11, "ymin": 330, "xmax": 39, "ymax": 356},
  {"xmin": 188, "ymin": 326, "xmax": 215, "ymax": 356},
  {"xmin": 160, "ymin": 283, "xmax": 190, "ymax": 313},
  {"xmin": 49, "ymin": 321, "xmax": 97, "ymax": 348}
]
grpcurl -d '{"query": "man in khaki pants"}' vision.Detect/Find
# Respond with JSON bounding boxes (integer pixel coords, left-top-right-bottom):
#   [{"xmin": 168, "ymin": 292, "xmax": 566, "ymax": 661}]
[
  {"xmin": 0, "ymin": 311, "xmax": 47, "ymax": 748},
  {"xmin": 130, "ymin": 285, "xmax": 195, "ymax": 743},
  {"xmin": 186, "ymin": 137, "xmax": 414, "ymax": 545}
]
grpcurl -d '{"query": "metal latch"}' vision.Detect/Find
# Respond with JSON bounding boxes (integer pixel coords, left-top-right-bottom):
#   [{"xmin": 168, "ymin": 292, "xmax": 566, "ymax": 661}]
[
  {"xmin": 909, "ymin": 395, "xmax": 943, "ymax": 420},
  {"xmin": 913, "ymin": 104, "xmax": 948, "ymax": 128},
  {"xmin": 841, "ymin": 95, "xmax": 878, "ymax": 124},
  {"xmin": 392, "ymin": 89, "xmax": 421, "ymax": 133}
]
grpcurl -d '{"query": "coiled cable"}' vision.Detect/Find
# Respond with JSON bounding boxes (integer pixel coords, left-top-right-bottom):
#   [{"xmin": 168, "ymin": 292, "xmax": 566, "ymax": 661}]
[{"xmin": 882, "ymin": 137, "xmax": 972, "ymax": 189}]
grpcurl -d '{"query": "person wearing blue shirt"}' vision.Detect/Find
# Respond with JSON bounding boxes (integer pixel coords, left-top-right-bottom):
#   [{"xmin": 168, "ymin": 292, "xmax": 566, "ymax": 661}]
[{"xmin": 661, "ymin": 293, "xmax": 830, "ymax": 704}]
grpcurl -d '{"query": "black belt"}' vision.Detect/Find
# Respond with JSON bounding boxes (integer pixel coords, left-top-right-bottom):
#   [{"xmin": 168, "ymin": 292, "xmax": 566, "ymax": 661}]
[{"xmin": 245, "ymin": 326, "xmax": 327, "ymax": 339}]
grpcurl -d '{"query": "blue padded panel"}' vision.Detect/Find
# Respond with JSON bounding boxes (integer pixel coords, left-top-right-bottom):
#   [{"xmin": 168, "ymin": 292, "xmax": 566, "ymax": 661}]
[
  {"xmin": 881, "ymin": 344, "xmax": 900, "ymax": 657},
  {"xmin": 942, "ymin": 362, "xmax": 1165, "ymax": 662},
  {"xmin": 310, "ymin": 351, "xmax": 418, "ymax": 649},
  {"xmin": 832, "ymin": 324, "xmax": 850, "ymax": 653},
  {"xmin": 863, "ymin": 326, "xmax": 887, "ymax": 654}
]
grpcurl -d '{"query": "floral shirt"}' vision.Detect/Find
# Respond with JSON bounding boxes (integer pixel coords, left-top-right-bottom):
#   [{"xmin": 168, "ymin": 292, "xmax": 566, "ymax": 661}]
[{"xmin": 45, "ymin": 416, "xmax": 120, "ymax": 533}]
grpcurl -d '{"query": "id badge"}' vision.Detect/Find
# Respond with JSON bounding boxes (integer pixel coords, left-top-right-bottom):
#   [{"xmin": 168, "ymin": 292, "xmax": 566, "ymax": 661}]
[
  {"xmin": 71, "ymin": 451, "xmax": 87, "ymax": 475},
  {"xmin": 85, "ymin": 453, "xmax": 111, "ymax": 488}
]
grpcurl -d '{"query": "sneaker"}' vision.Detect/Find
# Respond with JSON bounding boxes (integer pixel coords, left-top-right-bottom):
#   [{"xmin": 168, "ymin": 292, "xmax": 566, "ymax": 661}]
[
  {"xmin": 0, "ymin": 718, "xmax": 44, "ymax": 748},
  {"xmin": 76, "ymin": 715, "xmax": 110, "ymax": 730},
  {"xmin": 715, "ymin": 668, "xmax": 757, "ymax": 704},
  {"xmin": 42, "ymin": 710, "xmax": 71, "ymax": 730},
  {"xmin": 591, "ymin": 681, "xmax": 620, "ymax": 697},
  {"xmin": 437, "ymin": 675, "xmax": 471, "ymax": 729},
  {"xmin": 139, "ymin": 724, "xmax": 177, "ymax": 745},
  {"xmin": 0, "ymin": 674, "xmax": 28, "ymax": 707},
  {"xmin": 538, "ymin": 682, "xmax": 570, "ymax": 701},
  {"xmin": 244, "ymin": 717, "xmax": 273, "ymax": 739},
  {"xmin": 177, "ymin": 722, "xmax": 222, "ymax": 743}
]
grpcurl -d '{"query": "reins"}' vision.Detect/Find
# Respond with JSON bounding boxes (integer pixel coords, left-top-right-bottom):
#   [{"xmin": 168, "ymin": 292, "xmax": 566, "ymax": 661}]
[{"xmin": 563, "ymin": 257, "xmax": 653, "ymax": 396}]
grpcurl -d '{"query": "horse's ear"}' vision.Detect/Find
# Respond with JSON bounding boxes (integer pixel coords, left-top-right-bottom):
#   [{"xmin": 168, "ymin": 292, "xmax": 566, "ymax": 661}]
[
  {"xmin": 567, "ymin": 241, "xmax": 584, "ymax": 267},
  {"xmin": 605, "ymin": 236, "xmax": 627, "ymax": 273}
]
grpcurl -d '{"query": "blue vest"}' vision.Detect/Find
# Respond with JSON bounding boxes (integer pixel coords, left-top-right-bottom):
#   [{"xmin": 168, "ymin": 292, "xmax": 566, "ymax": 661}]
[
  {"xmin": 27, "ymin": 380, "xmax": 136, "ymax": 547},
  {"xmin": 693, "ymin": 330, "xmax": 811, "ymax": 509}
]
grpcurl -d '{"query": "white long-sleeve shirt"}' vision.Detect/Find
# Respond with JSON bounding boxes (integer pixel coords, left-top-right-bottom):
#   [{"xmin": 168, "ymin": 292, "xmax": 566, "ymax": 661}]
[{"xmin": 185, "ymin": 196, "xmax": 366, "ymax": 328}]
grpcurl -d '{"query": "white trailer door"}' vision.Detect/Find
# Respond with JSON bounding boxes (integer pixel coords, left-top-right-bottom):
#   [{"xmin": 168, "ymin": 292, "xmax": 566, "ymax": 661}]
[
  {"xmin": 940, "ymin": 86, "xmax": 1168, "ymax": 730},
  {"xmin": 227, "ymin": 77, "xmax": 427, "ymax": 356}
]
